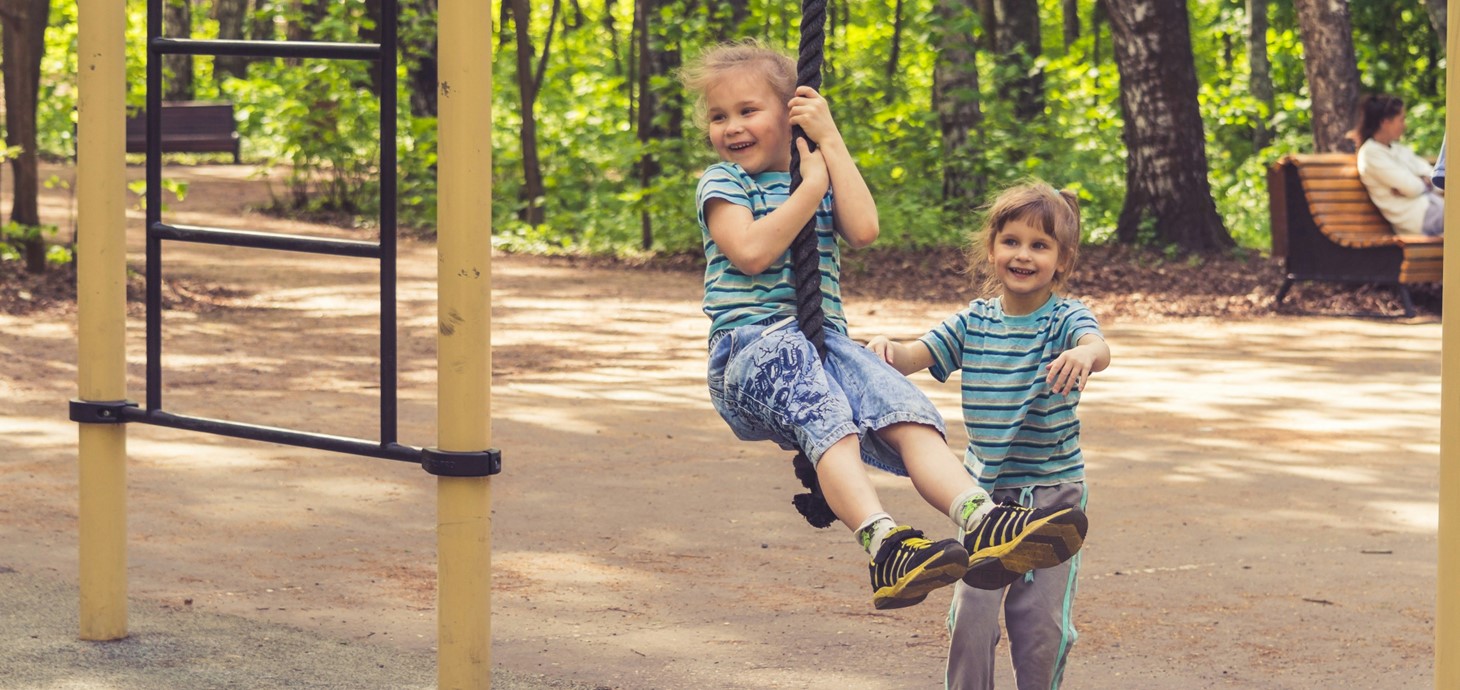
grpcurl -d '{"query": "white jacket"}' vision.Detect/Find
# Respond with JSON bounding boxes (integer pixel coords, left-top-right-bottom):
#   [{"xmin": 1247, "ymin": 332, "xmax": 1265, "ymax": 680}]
[{"xmin": 1357, "ymin": 138, "xmax": 1434, "ymax": 234}]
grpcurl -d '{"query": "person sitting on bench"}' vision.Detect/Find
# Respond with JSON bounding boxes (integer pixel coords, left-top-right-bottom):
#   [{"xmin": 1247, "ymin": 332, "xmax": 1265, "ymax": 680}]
[{"xmin": 1352, "ymin": 93, "xmax": 1444, "ymax": 237}]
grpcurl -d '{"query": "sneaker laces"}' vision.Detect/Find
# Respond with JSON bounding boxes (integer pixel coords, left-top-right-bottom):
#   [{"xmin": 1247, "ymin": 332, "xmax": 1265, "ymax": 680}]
[{"xmin": 967, "ymin": 504, "xmax": 1036, "ymax": 551}]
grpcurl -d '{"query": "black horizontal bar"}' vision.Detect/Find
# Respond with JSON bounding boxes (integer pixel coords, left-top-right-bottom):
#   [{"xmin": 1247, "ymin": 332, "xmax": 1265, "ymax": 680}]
[
  {"xmin": 152, "ymin": 38, "xmax": 382, "ymax": 61},
  {"xmin": 151, "ymin": 222, "xmax": 382, "ymax": 258},
  {"xmin": 120, "ymin": 407, "xmax": 423, "ymax": 464}
]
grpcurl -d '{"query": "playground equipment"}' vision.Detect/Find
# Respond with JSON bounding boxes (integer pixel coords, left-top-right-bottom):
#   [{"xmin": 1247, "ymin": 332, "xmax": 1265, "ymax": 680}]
[
  {"xmin": 74, "ymin": 1, "xmax": 496, "ymax": 687},
  {"xmin": 1440, "ymin": 8, "xmax": 1459, "ymax": 690}
]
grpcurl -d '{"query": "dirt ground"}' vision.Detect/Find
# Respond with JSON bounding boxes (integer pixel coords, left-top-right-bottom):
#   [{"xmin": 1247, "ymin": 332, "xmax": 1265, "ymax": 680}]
[{"xmin": 0, "ymin": 164, "xmax": 1443, "ymax": 688}]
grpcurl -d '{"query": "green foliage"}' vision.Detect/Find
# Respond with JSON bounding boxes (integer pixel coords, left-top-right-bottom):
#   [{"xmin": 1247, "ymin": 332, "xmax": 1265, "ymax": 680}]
[
  {"xmin": 126, "ymin": 178, "xmax": 190, "ymax": 213},
  {"xmin": 220, "ymin": 1, "xmax": 433, "ymax": 228},
  {"xmin": 0, "ymin": 221, "xmax": 64, "ymax": 265},
  {"xmin": 18, "ymin": 0, "xmax": 1449, "ymax": 257}
]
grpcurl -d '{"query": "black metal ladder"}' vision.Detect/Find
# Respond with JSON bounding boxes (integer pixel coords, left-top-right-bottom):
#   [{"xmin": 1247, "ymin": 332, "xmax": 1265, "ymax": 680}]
[{"xmin": 125, "ymin": 0, "xmax": 420, "ymax": 463}]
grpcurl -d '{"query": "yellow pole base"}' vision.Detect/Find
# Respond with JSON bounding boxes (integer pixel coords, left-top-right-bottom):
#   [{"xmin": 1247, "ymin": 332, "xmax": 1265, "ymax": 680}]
[
  {"xmin": 437, "ymin": 476, "xmax": 491, "ymax": 689},
  {"xmin": 78, "ymin": 424, "xmax": 127, "ymax": 640}
]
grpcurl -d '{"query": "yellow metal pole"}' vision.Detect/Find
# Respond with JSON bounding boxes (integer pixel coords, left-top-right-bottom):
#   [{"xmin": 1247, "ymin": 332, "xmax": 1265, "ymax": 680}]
[
  {"xmin": 436, "ymin": 0, "xmax": 493, "ymax": 687},
  {"xmin": 75, "ymin": 0, "xmax": 129, "ymax": 641},
  {"xmin": 1441, "ymin": 3, "xmax": 1460, "ymax": 686}
]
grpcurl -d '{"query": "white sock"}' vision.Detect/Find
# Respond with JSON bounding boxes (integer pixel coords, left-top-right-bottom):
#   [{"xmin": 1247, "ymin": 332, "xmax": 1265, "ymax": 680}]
[
  {"xmin": 949, "ymin": 486, "xmax": 994, "ymax": 533},
  {"xmin": 855, "ymin": 512, "xmax": 896, "ymax": 554}
]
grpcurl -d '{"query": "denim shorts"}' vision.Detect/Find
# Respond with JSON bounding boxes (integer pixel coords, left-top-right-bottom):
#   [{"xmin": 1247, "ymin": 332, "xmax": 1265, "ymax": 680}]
[{"xmin": 707, "ymin": 318, "xmax": 947, "ymax": 476}]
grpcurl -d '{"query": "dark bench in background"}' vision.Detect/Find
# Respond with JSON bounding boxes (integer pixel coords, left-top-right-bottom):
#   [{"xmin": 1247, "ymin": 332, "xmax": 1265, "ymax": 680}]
[
  {"xmin": 1268, "ymin": 153, "xmax": 1442, "ymax": 316},
  {"xmin": 125, "ymin": 101, "xmax": 241, "ymax": 164}
]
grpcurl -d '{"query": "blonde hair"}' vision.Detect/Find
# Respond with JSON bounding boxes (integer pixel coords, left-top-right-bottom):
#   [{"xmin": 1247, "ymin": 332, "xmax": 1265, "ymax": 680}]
[
  {"xmin": 680, "ymin": 39, "xmax": 796, "ymax": 131},
  {"xmin": 969, "ymin": 181, "xmax": 1083, "ymax": 297}
]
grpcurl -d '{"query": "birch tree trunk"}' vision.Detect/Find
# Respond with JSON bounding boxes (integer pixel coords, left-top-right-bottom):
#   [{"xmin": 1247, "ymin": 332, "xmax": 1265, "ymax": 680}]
[
  {"xmin": 1291, "ymin": 0, "xmax": 1360, "ymax": 152},
  {"xmin": 1425, "ymin": 0, "xmax": 1446, "ymax": 56},
  {"xmin": 934, "ymin": 0, "xmax": 984, "ymax": 211},
  {"xmin": 1106, "ymin": 0, "xmax": 1232, "ymax": 251},
  {"xmin": 1247, "ymin": 0, "xmax": 1273, "ymax": 150},
  {"xmin": 994, "ymin": 0, "xmax": 1042, "ymax": 119},
  {"xmin": 213, "ymin": 0, "xmax": 250, "ymax": 80},
  {"xmin": 163, "ymin": 0, "xmax": 193, "ymax": 100}
]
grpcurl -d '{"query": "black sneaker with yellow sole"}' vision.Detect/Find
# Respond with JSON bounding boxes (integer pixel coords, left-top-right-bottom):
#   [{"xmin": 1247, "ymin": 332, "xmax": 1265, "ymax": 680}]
[
  {"xmin": 869, "ymin": 526, "xmax": 969, "ymax": 610},
  {"xmin": 962, "ymin": 503, "xmax": 1087, "ymax": 590}
]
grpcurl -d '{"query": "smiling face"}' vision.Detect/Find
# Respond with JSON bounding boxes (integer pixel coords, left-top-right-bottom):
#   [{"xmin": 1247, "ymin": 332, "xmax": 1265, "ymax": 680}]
[
  {"xmin": 989, "ymin": 216, "xmax": 1067, "ymax": 315},
  {"xmin": 705, "ymin": 68, "xmax": 792, "ymax": 175}
]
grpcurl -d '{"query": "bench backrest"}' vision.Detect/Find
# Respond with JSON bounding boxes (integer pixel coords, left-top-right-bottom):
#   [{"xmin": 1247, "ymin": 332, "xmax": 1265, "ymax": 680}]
[
  {"xmin": 1278, "ymin": 153, "xmax": 1397, "ymax": 250},
  {"xmin": 125, "ymin": 101, "xmax": 238, "ymax": 141}
]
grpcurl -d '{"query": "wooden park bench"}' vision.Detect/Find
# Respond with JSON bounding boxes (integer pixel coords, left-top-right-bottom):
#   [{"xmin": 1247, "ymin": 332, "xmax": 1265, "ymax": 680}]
[
  {"xmin": 125, "ymin": 101, "xmax": 241, "ymax": 164},
  {"xmin": 1268, "ymin": 153, "xmax": 1442, "ymax": 316}
]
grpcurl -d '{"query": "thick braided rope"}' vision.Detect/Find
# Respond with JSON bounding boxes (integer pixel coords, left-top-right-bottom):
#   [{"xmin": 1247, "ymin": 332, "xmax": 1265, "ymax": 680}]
[
  {"xmin": 788, "ymin": 0, "xmax": 827, "ymax": 359},
  {"xmin": 788, "ymin": 0, "xmax": 837, "ymax": 530}
]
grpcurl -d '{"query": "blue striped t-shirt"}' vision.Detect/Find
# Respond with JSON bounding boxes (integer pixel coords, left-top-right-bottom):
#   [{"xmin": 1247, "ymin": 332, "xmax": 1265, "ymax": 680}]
[
  {"xmin": 696, "ymin": 162, "xmax": 847, "ymax": 338},
  {"xmin": 918, "ymin": 295, "xmax": 1102, "ymax": 490}
]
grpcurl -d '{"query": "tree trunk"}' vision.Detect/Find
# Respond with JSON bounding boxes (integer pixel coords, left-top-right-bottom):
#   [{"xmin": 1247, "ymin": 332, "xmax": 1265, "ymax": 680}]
[
  {"xmin": 635, "ymin": 0, "xmax": 656, "ymax": 248},
  {"xmin": 163, "ymin": 0, "xmax": 193, "ymax": 100},
  {"xmin": 888, "ymin": 0, "xmax": 904, "ymax": 83},
  {"xmin": 534, "ymin": 0, "xmax": 561, "ymax": 100},
  {"xmin": 1106, "ymin": 0, "xmax": 1232, "ymax": 251},
  {"xmin": 1247, "ymin": 0, "xmax": 1273, "ymax": 150},
  {"xmin": 364, "ymin": 0, "xmax": 440, "ymax": 116},
  {"xmin": 213, "ymin": 0, "xmax": 250, "ymax": 79},
  {"xmin": 1425, "ymin": 0, "xmax": 1447, "ymax": 56},
  {"xmin": 825, "ymin": 0, "xmax": 836, "ymax": 84},
  {"xmin": 287, "ymin": 0, "xmax": 327, "ymax": 41},
  {"xmin": 360, "ymin": 0, "xmax": 383, "ymax": 95},
  {"xmin": 603, "ymin": 0, "xmax": 622, "ymax": 74},
  {"xmin": 994, "ymin": 0, "xmax": 1043, "ymax": 119},
  {"xmin": 727, "ymin": 0, "xmax": 748, "ymax": 36},
  {"xmin": 404, "ymin": 0, "xmax": 439, "ymax": 117},
  {"xmin": 934, "ymin": 0, "xmax": 984, "ymax": 212},
  {"xmin": 1062, "ymin": 0, "xmax": 1079, "ymax": 50},
  {"xmin": 499, "ymin": 0, "xmax": 512, "ymax": 49},
  {"xmin": 628, "ymin": 0, "xmax": 639, "ymax": 124},
  {"xmin": 512, "ymin": 0, "xmax": 545, "ymax": 225},
  {"xmin": 0, "ymin": 0, "xmax": 49, "ymax": 273},
  {"xmin": 1290, "ymin": 0, "xmax": 1360, "ymax": 153},
  {"xmin": 975, "ymin": 0, "xmax": 996, "ymax": 51},
  {"xmin": 248, "ymin": 0, "xmax": 276, "ymax": 41}
]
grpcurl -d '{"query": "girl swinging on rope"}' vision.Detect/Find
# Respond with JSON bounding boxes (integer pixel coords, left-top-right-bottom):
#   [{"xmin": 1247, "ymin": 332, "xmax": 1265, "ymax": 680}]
[{"xmin": 681, "ymin": 40, "xmax": 1089, "ymax": 610}]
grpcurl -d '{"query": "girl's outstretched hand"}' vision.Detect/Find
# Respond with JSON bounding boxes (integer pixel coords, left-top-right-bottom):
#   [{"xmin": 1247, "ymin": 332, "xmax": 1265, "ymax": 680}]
[
  {"xmin": 1046, "ymin": 347, "xmax": 1097, "ymax": 395},
  {"xmin": 865, "ymin": 335, "xmax": 896, "ymax": 365},
  {"xmin": 788, "ymin": 86, "xmax": 841, "ymax": 147}
]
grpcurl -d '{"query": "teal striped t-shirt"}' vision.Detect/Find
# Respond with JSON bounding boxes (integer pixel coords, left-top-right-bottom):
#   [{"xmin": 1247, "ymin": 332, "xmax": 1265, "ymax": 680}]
[
  {"xmin": 918, "ymin": 295, "xmax": 1102, "ymax": 490},
  {"xmin": 696, "ymin": 162, "xmax": 847, "ymax": 338}
]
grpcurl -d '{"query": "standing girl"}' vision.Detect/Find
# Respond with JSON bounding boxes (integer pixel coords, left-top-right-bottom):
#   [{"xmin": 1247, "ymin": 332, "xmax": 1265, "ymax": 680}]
[
  {"xmin": 868, "ymin": 181, "xmax": 1108, "ymax": 686},
  {"xmin": 683, "ymin": 42, "xmax": 1088, "ymax": 613}
]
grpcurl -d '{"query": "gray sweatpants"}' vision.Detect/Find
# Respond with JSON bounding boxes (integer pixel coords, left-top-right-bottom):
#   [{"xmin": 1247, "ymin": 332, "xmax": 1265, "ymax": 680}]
[{"xmin": 945, "ymin": 482, "xmax": 1087, "ymax": 690}]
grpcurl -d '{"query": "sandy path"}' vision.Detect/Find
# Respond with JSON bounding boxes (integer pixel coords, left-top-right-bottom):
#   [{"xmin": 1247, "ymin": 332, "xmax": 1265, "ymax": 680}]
[{"xmin": 0, "ymin": 164, "xmax": 1440, "ymax": 688}]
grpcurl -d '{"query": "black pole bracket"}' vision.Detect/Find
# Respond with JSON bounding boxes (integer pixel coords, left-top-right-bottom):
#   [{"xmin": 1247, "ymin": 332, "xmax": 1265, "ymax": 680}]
[
  {"xmin": 70, "ymin": 399, "xmax": 139, "ymax": 424},
  {"xmin": 421, "ymin": 448, "xmax": 502, "ymax": 477}
]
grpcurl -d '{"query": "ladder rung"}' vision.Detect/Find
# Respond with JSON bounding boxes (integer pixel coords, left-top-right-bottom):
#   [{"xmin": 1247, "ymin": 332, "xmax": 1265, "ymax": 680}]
[
  {"xmin": 151, "ymin": 222, "xmax": 382, "ymax": 258},
  {"xmin": 152, "ymin": 38, "xmax": 382, "ymax": 61},
  {"xmin": 119, "ymin": 407, "xmax": 423, "ymax": 464}
]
